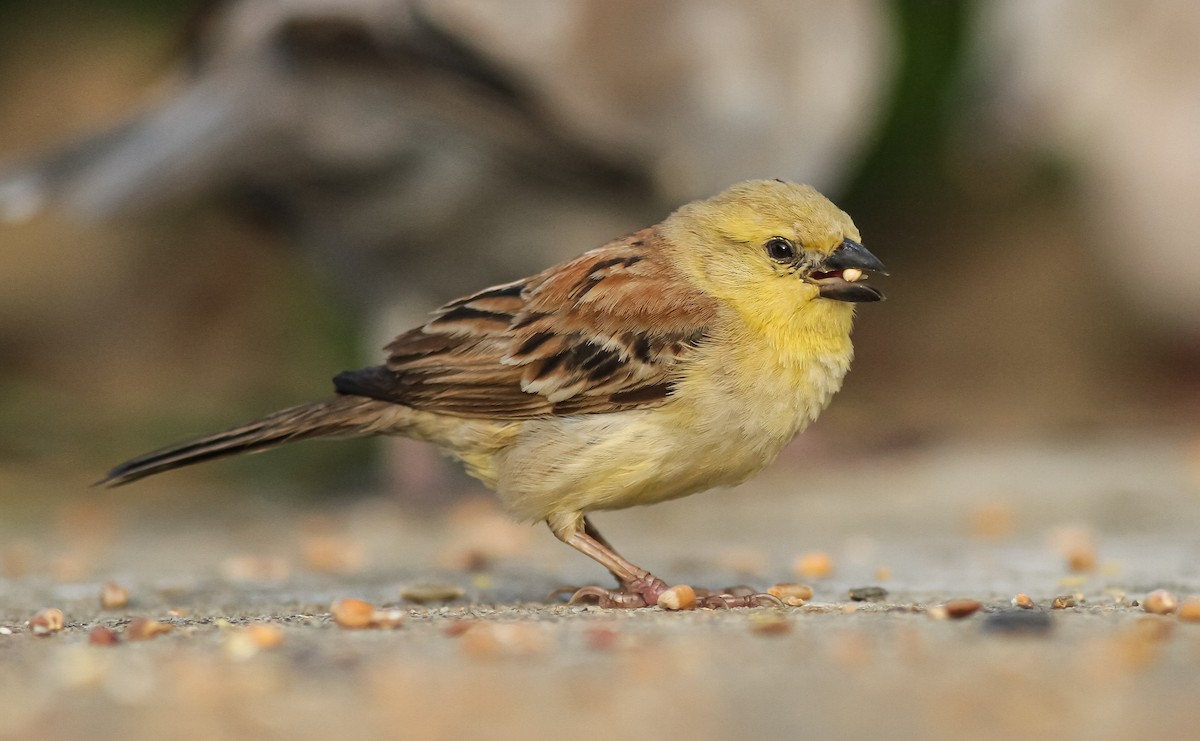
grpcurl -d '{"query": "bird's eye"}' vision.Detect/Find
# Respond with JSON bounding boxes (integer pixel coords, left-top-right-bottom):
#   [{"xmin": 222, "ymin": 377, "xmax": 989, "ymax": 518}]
[{"xmin": 764, "ymin": 237, "xmax": 796, "ymax": 263}]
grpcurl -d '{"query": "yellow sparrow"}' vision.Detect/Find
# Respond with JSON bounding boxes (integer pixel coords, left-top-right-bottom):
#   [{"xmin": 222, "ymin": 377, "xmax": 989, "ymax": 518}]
[{"xmin": 104, "ymin": 179, "xmax": 886, "ymax": 608}]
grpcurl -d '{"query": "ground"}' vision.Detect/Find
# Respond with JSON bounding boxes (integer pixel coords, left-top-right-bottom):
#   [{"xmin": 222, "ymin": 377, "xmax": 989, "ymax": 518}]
[{"xmin": 2, "ymin": 435, "xmax": 1200, "ymax": 740}]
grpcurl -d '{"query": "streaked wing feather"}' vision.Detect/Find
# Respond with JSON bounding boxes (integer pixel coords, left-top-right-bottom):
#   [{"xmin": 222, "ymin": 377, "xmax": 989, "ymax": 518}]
[{"xmin": 333, "ymin": 228, "xmax": 719, "ymax": 418}]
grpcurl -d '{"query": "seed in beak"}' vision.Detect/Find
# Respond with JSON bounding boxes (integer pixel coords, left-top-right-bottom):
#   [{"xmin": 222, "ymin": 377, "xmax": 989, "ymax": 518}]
[{"xmin": 842, "ymin": 268, "xmax": 864, "ymax": 283}]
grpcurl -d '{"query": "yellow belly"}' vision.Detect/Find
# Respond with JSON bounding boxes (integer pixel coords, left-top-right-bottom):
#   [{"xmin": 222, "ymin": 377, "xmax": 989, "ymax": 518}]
[{"xmin": 492, "ymin": 327, "xmax": 854, "ymax": 522}]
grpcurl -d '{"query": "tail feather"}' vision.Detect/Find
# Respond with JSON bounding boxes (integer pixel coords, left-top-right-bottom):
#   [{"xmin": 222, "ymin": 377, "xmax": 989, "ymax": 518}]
[{"xmin": 100, "ymin": 396, "xmax": 387, "ymax": 487}]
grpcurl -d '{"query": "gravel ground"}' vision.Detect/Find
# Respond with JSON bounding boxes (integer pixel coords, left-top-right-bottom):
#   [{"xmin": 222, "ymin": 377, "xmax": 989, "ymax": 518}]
[{"xmin": 2, "ymin": 435, "xmax": 1200, "ymax": 740}]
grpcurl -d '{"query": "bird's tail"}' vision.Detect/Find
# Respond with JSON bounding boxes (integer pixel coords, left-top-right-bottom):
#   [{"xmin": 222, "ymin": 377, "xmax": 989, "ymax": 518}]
[{"xmin": 100, "ymin": 396, "xmax": 391, "ymax": 487}]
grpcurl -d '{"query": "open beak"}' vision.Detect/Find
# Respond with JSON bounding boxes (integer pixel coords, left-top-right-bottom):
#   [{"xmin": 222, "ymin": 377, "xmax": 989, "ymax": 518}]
[{"xmin": 813, "ymin": 238, "xmax": 887, "ymax": 302}]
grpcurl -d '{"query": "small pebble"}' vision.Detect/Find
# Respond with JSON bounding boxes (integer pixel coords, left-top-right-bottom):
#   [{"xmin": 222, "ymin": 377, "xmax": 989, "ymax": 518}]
[
  {"xmin": 1012, "ymin": 593, "xmax": 1035, "ymax": 609},
  {"xmin": 848, "ymin": 586, "xmax": 888, "ymax": 602},
  {"xmin": 99, "ymin": 582, "xmax": 130, "ymax": 610},
  {"xmin": 982, "ymin": 609, "xmax": 1054, "ymax": 635},
  {"xmin": 943, "ymin": 599, "xmax": 984, "ymax": 619},
  {"xmin": 767, "ymin": 583, "xmax": 814, "ymax": 606},
  {"xmin": 657, "ymin": 584, "xmax": 697, "ymax": 611},
  {"xmin": 1177, "ymin": 597, "xmax": 1200, "ymax": 622},
  {"xmin": 1142, "ymin": 589, "xmax": 1178, "ymax": 615},
  {"xmin": 30, "ymin": 608, "xmax": 65, "ymax": 636}
]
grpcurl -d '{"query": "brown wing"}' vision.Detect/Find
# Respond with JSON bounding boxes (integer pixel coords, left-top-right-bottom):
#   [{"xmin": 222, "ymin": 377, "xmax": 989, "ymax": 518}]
[{"xmin": 333, "ymin": 227, "xmax": 720, "ymax": 418}]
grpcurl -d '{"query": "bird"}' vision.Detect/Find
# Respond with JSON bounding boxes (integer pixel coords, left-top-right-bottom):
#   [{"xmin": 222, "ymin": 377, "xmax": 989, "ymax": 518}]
[{"xmin": 101, "ymin": 179, "xmax": 886, "ymax": 608}]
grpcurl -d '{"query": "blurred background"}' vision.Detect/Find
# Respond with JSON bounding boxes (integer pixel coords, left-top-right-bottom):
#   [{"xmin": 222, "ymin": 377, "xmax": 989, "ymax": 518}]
[
  {"xmin": 0, "ymin": 0, "xmax": 1197, "ymax": 507},
  {"xmin": 5, "ymin": 5, "xmax": 1200, "ymax": 738}
]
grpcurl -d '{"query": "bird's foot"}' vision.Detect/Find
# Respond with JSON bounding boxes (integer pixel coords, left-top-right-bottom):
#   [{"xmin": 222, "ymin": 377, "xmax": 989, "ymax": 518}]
[
  {"xmin": 563, "ymin": 577, "xmax": 784, "ymax": 609},
  {"xmin": 567, "ymin": 573, "xmax": 669, "ymax": 608},
  {"xmin": 693, "ymin": 587, "xmax": 784, "ymax": 609}
]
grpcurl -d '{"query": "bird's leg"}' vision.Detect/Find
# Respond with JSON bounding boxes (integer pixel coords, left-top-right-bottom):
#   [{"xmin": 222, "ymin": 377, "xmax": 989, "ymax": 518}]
[
  {"xmin": 547, "ymin": 512, "xmax": 669, "ymax": 608},
  {"xmin": 547, "ymin": 513, "xmax": 784, "ymax": 609},
  {"xmin": 582, "ymin": 515, "xmax": 623, "ymax": 583}
]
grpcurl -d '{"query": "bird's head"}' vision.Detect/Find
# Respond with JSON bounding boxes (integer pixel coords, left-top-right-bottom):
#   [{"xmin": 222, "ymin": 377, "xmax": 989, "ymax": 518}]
[{"xmin": 664, "ymin": 179, "xmax": 886, "ymax": 310}]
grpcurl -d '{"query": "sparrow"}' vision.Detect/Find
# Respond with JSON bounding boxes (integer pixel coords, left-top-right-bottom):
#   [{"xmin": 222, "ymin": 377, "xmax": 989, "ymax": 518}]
[{"xmin": 103, "ymin": 179, "xmax": 886, "ymax": 608}]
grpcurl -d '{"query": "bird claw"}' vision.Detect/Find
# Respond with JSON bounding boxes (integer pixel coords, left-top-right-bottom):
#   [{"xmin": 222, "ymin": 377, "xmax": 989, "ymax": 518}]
[
  {"xmin": 567, "ymin": 586, "xmax": 649, "ymax": 608},
  {"xmin": 563, "ymin": 577, "xmax": 785, "ymax": 610},
  {"xmin": 566, "ymin": 573, "xmax": 670, "ymax": 608},
  {"xmin": 695, "ymin": 591, "xmax": 785, "ymax": 609}
]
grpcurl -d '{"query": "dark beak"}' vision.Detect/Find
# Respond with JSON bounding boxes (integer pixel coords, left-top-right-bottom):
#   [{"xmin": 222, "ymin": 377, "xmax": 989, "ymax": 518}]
[
  {"xmin": 816, "ymin": 238, "xmax": 887, "ymax": 303},
  {"xmin": 825, "ymin": 238, "xmax": 887, "ymax": 274}
]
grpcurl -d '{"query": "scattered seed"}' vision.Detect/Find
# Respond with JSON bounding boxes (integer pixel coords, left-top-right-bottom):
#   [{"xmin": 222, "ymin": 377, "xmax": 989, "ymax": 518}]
[
  {"xmin": 1065, "ymin": 544, "xmax": 1097, "ymax": 573},
  {"xmin": 99, "ymin": 582, "xmax": 130, "ymax": 610},
  {"xmin": 767, "ymin": 583, "xmax": 814, "ymax": 606},
  {"xmin": 1051, "ymin": 594, "xmax": 1077, "ymax": 609},
  {"xmin": 967, "ymin": 500, "xmax": 1016, "ymax": 540},
  {"xmin": 245, "ymin": 624, "xmax": 284, "ymax": 648},
  {"xmin": 794, "ymin": 551, "xmax": 834, "ymax": 579},
  {"xmin": 1142, "ymin": 589, "xmax": 1178, "ymax": 615},
  {"xmin": 330, "ymin": 598, "xmax": 376, "ymax": 629},
  {"xmin": 1176, "ymin": 597, "xmax": 1200, "ymax": 622},
  {"xmin": 125, "ymin": 617, "xmax": 171, "ymax": 640},
  {"xmin": 302, "ymin": 533, "xmax": 365, "ymax": 574},
  {"xmin": 30, "ymin": 608, "xmax": 64, "ymax": 636},
  {"xmin": 657, "ymin": 585, "xmax": 697, "ymax": 611},
  {"xmin": 225, "ymin": 624, "xmax": 284, "ymax": 659},
  {"xmin": 982, "ymin": 609, "xmax": 1053, "ymax": 635},
  {"xmin": 400, "ymin": 583, "xmax": 466, "ymax": 604},
  {"xmin": 848, "ymin": 586, "xmax": 888, "ymax": 602},
  {"xmin": 1012, "ymin": 593, "xmax": 1035, "ymax": 609},
  {"xmin": 88, "ymin": 626, "xmax": 119, "ymax": 645},
  {"xmin": 943, "ymin": 599, "xmax": 984, "ymax": 619}
]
